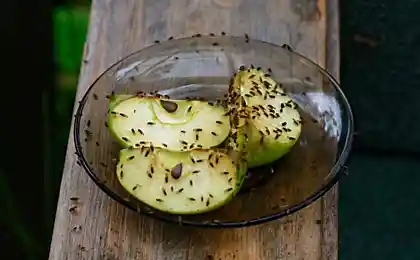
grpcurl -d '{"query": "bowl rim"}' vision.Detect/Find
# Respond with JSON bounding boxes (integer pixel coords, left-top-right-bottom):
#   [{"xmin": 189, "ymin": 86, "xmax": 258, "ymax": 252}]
[{"xmin": 73, "ymin": 35, "xmax": 354, "ymax": 228}]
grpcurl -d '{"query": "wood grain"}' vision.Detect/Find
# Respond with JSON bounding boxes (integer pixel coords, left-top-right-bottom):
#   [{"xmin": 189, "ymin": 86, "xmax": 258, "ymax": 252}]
[{"xmin": 49, "ymin": 0, "xmax": 340, "ymax": 259}]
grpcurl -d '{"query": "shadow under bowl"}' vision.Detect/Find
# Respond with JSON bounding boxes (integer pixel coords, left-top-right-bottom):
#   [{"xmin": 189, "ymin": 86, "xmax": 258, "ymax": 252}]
[{"xmin": 74, "ymin": 35, "xmax": 354, "ymax": 228}]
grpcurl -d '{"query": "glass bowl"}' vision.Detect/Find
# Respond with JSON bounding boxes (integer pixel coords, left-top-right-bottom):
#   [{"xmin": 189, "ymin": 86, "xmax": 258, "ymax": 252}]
[{"xmin": 74, "ymin": 35, "xmax": 354, "ymax": 228}]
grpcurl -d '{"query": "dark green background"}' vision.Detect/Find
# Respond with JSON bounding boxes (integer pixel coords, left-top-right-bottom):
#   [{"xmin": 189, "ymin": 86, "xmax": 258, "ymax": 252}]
[
  {"xmin": 9, "ymin": 0, "xmax": 420, "ymax": 259},
  {"xmin": 340, "ymin": 1, "xmax": 420, "ymax": 259}
]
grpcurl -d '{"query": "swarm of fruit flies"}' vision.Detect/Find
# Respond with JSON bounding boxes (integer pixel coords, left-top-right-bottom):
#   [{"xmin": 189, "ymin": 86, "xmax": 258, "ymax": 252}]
[{"xmin": 106, "ymin": 33, "xmax": 301, "ymax": 214}]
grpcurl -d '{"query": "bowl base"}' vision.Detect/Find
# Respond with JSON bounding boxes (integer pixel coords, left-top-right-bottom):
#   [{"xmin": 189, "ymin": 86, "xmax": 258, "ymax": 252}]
[{"xmin": 239, "ymin": 164, "xmax": 277, "ymax": 194}]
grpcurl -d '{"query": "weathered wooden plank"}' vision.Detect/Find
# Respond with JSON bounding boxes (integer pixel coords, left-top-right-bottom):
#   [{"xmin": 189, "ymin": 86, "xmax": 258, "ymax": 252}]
[{"xmin": 49, "ymin": 0, "xmax": 340, "ymax": 259}]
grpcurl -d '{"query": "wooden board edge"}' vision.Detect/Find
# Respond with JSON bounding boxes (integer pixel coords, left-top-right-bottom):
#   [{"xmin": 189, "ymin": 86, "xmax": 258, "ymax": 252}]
[{"xmin": 321, "ymin": 0, "xmax": 340, "ymax": 259}]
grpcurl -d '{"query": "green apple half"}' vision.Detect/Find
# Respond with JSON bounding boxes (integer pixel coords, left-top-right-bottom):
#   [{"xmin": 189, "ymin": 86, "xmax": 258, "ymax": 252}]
[
  {"xmin": 107, "ymin": 95, "xmax": 231, "ymax": 152},
  {"xmin": 115, "ymin": 92, "xmax": 248, "ymax": 214},
  {"xmin": 230, "ymin": 66, "xmax": 302, "ymax": 167}
]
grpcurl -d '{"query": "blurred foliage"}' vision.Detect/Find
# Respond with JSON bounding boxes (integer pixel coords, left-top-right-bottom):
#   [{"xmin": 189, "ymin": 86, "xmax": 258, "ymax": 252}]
[
  {"xmin": 49, "ymin": 2, "xmax": 90, "ymax": 231},
  {"xmin": 0, "ymin": 172, "xmax": 44, "ymax": 260},
  {"xmin": 51, "ymin": 3, "xmax": 90, "ymax": 186},
  {"xmin": 4, "ymin": 3, "xmax": 90, "ymax": 259},
  {"xmin": 54, "ymin": 5, "xmax": 89, "ymax": 74}
]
